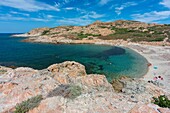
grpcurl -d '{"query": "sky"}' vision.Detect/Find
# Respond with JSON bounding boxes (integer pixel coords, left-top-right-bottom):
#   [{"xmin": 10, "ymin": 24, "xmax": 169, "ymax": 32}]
[{"xmin": 0, "ymin": 0, "xmax": 170, "ymax": 33}]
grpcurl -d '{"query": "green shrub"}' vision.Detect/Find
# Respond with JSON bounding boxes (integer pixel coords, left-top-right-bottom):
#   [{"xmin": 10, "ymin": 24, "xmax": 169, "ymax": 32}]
[
  {"xmin": 67, "ymin": 85, "xmax": 82, "ymax": 99},
  {"xmin": 0, "ymin": 69, "xmax": 7, "ymax": 73},
  {"xmin": 146, "ymin": 34, "xmax": 152, "ymax": 37},
  {"xmin": 152, "ymin": 95, "xmax": 170, "ymax": 108},
  {"xmin": 47, "ymin": 84, "xmax": 82, "ymax": 99},
  {"xmin": 132, "ymin": 33, "xmax": 146, "ymax": 37},
  {"xmin": 111, "ymin": 26, "xmax": 116, "ymax": 30},
  {"xmin": 99, "ymin": 26, "xmax": 108, "ymax": 28},
  {"xmin": 165, "ymin": 24, "xmax": 170, "ymax": 26},
  {"xmin": 77, "ymin": 33, "xmax": 101, "ymax": 39},
  {"xmin": 148, "ymin": 36, "xmax": 165, "ymax": 42},
  {"xmin": 15, "ymin": 95, "xmax": 43, "ymax": 113},
  {"xmin": 77, "ymin": 33, "xmax": 88, "ymax": 39},
  {"xmin": 111, "ymin": 27, "xmax": 133, "ymax": 34},
  {"xmin": 41, "ymin": 30, "xmax": 49, "ymax": 35},
  {"xmin": 115, "ymin": 28, "xmax": 129, "ymax": 34},
  {"xmin": 50, "ymin": 32, "xmax": 60, "ymax": 35}
]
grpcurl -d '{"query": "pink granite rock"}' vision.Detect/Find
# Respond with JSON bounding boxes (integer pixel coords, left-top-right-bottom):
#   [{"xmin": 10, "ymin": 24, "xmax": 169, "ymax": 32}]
[
  {"xmin": 129, "ymin": 104, "xmax": 158, "ymax": 113},
  {"xmin": 0, "ymin": 61, "xmax": 170, "ymax": 113},
  {"xmin": 157, "ymin": 108, "xmax": 170, "ymax": 113}
]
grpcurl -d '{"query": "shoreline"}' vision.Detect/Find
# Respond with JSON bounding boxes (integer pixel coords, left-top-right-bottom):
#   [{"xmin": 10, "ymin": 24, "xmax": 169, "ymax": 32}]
[
  {"xmin": 12, "ymin": 34, "xmax": 170, "ymax": 92},
  {"xmin": 1, "ymin": 35, "xmax": 170, "ymax": 112},
  {"xmin": 127, "ymin": 43, "xmax": 170, "ymax": 92},
  {"xmin": 12, "ymin": 33, "xmax": 170, "ymax": 46}
]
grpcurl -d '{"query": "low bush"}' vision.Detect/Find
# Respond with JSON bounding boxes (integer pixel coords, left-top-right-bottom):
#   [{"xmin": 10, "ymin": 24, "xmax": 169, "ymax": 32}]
[
  {"xmin": 99, "ymin": 26, "xmax": 108, "ymax": 28},
  {"xmin": 15, "ymin": 95, "xmax": 43, "ymax": 113},
  {"xmin": 67, "ymin": 85, "xmax": 82, "ymax": 99},
  {"xmin": 152, "ymin": 95, "xmax": 170, "ymax": 108},
  {"xmin": 77, "ymin": 33, "xmax": 101, "ymax": 39},
  {"xmin": 0, "ymin": 69, "xmax": 7, "ymax": 74},
  {"xmin": 148, "ymin": 36, "xmax": 165, "ymax": 42},
  {"xmin": 47, "ymin": 84, "xmax": 82, "ymax": 99},
  {"xmin": 41, "ymin": 30, "xmax": 50, "ymax": 35}
]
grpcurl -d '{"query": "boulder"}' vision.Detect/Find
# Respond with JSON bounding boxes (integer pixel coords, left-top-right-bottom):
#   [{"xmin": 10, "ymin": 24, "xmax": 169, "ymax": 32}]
[
  {"xmin": 111, "ymin": 79, "xmax": 124, "ymax": 92},
  {"xmin": 48, "ymin": 61, "xmax": 86, "ymax": 84}
]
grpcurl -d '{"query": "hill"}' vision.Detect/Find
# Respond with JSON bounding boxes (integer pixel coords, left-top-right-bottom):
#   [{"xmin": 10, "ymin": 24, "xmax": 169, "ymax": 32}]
[{"xmin": 17, "ymin": 20, "xmax": 170, "ymax": 44}]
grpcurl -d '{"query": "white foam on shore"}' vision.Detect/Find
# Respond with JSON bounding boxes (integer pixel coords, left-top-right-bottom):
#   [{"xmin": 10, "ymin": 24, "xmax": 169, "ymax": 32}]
[{"xmin": 12, "ymin": 33, "xmax": 40, "ymax": 37}]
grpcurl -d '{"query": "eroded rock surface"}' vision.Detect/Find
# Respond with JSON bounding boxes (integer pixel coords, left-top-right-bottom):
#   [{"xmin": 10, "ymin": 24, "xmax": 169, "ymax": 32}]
[{"xmin": 0, "ymin": 61, "xmax": 170, "ymax": 113}]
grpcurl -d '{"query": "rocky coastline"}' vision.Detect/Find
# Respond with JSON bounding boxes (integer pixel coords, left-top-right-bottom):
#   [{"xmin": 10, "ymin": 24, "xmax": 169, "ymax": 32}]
[
  {"xmin": 1, "ymin": 43, "xmax": 170, "ymax": 112},
  {"xmin": 13, "ymin": 33, "xmax": 170, "ymax": 47},
  {"xmin": 3, "ymin": 20, "xmax": 170, "ymax": 112},
  {"xmin": 1, "ymin": 60, "xmax": 170, "ymax": 113}
]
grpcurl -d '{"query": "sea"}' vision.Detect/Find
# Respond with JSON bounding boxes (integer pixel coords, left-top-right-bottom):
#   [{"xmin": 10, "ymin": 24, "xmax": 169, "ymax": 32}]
[{"xmin": 0, "ymin": 33, "xmax": 148, "ymax": 82}]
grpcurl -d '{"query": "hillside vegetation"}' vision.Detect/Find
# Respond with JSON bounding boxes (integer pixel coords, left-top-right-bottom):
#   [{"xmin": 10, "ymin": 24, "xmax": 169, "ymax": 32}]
[{"xmin": 27, "ymin": 20, "xmax": 170, "ymax": 42}]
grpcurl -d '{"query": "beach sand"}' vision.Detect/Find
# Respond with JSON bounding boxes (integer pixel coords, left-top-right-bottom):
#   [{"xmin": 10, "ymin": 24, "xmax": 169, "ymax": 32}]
[{"xmin": 128, "ymin": 43, "xmax": 170, "ymax": 92}]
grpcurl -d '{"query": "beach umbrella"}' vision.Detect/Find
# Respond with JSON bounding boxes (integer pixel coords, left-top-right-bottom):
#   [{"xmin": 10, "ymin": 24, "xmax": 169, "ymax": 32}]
[{"xmin": 154, "ymin": 66, "xmax": 158, "ymax": 69}]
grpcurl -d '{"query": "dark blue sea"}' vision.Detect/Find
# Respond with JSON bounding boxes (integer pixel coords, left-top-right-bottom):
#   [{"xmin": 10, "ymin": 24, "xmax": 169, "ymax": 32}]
[{"xmin": 0, "ymin": 33, "xmax": 148, "ymax": 81}]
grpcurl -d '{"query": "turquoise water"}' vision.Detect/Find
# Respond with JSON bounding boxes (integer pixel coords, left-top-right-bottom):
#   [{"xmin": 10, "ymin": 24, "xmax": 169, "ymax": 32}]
[{"xmin": 0, "ymin": 33, "xmax": 148, "ymax": 82}]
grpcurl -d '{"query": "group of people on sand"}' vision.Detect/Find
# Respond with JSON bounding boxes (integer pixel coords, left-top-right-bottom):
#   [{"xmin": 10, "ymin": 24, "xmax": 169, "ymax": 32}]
[{"xmin": 147, "ymin": 63, "xmax": 164, "ymax": 86}]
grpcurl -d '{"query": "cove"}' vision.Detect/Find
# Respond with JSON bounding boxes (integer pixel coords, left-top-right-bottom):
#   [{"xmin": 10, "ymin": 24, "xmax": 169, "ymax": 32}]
[{"xmin": 0, "ymin": 33, "xmax": 148, "ymax": 82}]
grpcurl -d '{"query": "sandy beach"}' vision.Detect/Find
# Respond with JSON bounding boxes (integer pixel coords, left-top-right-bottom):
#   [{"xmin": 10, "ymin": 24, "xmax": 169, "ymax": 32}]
[{"xmin": 128, "ymin": 43, "xmax": 170, "ymax": 92}]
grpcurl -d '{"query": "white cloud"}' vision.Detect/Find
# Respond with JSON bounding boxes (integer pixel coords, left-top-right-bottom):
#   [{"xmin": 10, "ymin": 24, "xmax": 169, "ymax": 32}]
[
  {"xmin": 65, "ymin": 7, "xmax": 75, "ymax": 10},
  {"xmin": 54, "ymin": 0, "xmax": 74, "ymax": 8},
  {"xmin": 63, "ymin": 0, "xmax": 73, "ymax": 3},
  {"xmin": 109, "ymin": 4, "xmax": 117, "ymax": 10},
  {"xmin": 47, "ymin": 15, "xmax": 55, "ymax": 19},
  {"xmin": 57, "ymin": 17, "xmax": 93, "ymax": 26},
  {"xmin": 131, "ymin": 0, "xmax": 170, "ymax": 23},
  {"xmin": 63, "ymin": 7, "xmax": 87, "ymax": 14},
  {"xmin": 10, "ymin": 11, "xmax": 30, "ymax": 16},
  {"xmin": 0, "ymin": 14, "xmax": 25, "ymax": 20},
  {"xmin": 115, "ymin": 2, "xmax": 137, "ymax": 15},
  {"xmin": 82, "ymin": 11, "xmax": 105, "ymax": 19},
  {"xmin": 132, "ymin": 11, "xmax": 170, "ymax": 23},
  {"xmin": 0, "ymin": 0, "xmax": 59, "ymax": 12},
  {"xmin": 56, "ymin": 11, "xmax": 105, "ymax": 25},
  {"xmin": 0, "ymin": 13, "xmax": 52, "ymax": 22},
  {"xmin": 84, "ymin": 2, "xmax": 91, "ymax": 6},
  {"xmin": 160, "ymin": 0, "xmax": 170, "ymax": 8},
  {"xmin": 54, "ymin": 2, "xmax": 61, "ymax": 8},
  {"xmin": 99, "ymin": 0, "xmax": 111, "ymax": 5},
  {"xmin": 30, "ymin": 18, "xmax": 49, "ymax": 22}
]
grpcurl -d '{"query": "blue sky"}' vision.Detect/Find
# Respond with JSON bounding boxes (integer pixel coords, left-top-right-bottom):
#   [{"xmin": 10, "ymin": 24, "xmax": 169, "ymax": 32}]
[{"xmin": 0, "ymin": 0, "xmax": 170, "ymax": 33}]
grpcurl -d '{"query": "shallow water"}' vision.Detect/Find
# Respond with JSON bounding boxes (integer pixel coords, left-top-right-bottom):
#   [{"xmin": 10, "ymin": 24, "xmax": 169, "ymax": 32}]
[{"xmin": 0, "ymin": 33, "xmax": 148, "ymax": 82}]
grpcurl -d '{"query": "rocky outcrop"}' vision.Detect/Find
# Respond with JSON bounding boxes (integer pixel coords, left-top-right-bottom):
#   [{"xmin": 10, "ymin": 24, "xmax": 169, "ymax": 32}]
[
  {"xmin": 48, "ymin": 61, "xmax": 86, "ymax": 77},
  {"xmin": 0, "ymin": 61, "xmax": 112, "ymax": 113},
  {"xmin": 0, "ymin": 61, "xmax": 170, "ymax": 113}
]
